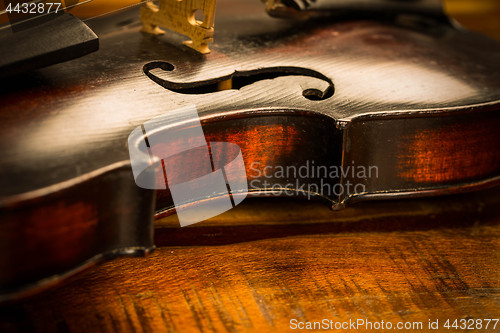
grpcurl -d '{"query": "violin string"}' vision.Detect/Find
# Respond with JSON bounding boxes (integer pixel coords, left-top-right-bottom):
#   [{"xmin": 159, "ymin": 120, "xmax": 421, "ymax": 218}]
[{"xmin": 82, "ymin": 0, "xmax": 150, "ymax": 22}]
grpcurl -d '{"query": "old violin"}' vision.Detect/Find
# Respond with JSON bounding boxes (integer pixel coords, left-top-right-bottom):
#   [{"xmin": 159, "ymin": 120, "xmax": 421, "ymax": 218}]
[{"xmin": 0, "ymin": 0, "xmax": 499, "ymax": 302}]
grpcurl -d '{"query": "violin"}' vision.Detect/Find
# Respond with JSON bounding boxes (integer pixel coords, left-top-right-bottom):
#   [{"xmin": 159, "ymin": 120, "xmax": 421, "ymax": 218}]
[{"xmin": 0, "ymin": 0, "xmax": 499, "ymax": 302}]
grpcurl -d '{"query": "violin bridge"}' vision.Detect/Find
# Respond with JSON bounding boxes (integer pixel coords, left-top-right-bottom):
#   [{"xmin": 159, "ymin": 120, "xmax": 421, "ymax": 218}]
[{"xmin": 140, "ymin": 0, "xmax": 216, "ymax": 54}]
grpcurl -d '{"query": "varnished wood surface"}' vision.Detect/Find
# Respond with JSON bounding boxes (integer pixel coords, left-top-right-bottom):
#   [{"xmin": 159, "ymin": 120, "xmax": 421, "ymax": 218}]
[
  {"xmin": 2, "ymin": 0, "xmax": 500, "ymax": 296},
  {"xmin": 1, "ymin": 1, "xmax": 499, "ymax": 332},
  {"xmin": 2, "ymin": 0, "xmax": 500, "ymax": 198},
  {"xmin": 1, "ymin": 189, "xmax": 500, "ymax": 332}
]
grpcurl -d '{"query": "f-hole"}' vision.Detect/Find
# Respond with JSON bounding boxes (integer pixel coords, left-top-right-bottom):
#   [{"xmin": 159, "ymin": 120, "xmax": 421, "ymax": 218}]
[{"xmin": 143, "ymin": 61, "xmax": 335, "ymax": 101}]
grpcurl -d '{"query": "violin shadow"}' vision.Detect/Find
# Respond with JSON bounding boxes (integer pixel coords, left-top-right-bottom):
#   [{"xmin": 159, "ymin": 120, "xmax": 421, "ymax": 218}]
[{"xmin": 154, "ymin": 186, "xmax": 500, "ymax": 247}]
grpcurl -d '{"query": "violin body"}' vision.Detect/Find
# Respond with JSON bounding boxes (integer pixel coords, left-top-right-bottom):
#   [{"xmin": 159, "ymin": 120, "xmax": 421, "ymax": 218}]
[{"xmin": 1, "ymin": 0, "xmax": 499, "ymax": 300}]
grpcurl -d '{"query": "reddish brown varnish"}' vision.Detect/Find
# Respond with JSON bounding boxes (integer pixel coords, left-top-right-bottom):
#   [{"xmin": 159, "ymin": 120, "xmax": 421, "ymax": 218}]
[
  {"xmin": 399, "ymin": 117, "xmax": 500, "ymax": 184},
  {"xmin": 0, "ymin": 201, "xmax": 98, "ymax": 288},
  {"xmin": 205, "ymin": 124, "xmax": 299, "ymax": 178},
  {"xmin": 152, "ymin": 123, "xmax": 299, "ymax": 182},
  {"xmin": 154, "ymin": 120, "xmax": 307, "ymax": 207}
]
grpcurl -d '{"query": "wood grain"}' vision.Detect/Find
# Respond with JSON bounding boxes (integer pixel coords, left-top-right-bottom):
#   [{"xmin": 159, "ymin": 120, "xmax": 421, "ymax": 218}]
[
  {"xmin": 0, "ymin": 1, "xmax": 499, "ymax": 332},
  {"xmin": 139, "ymin": 0, "xmax": 216, "ymax": 54},
  {"xmin": 1, "ymin": 189, "xmax": 499, "ymax": 332}
]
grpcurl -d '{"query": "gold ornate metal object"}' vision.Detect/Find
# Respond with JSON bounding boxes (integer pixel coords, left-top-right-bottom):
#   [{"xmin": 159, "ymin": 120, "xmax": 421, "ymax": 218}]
[{"xmin": 140, "ymin": 0, "xmax": 216, "ymax": 54}]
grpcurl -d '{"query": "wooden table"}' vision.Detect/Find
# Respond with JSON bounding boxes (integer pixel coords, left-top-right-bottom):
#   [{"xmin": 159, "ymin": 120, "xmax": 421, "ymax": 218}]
[
  {"xmin": 1, "ymin": 187, "xmax": 499, "ymax": 332},
  {"xmin": 1, "ymin": 1, "xmax": 499, "ymax": 332}
]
